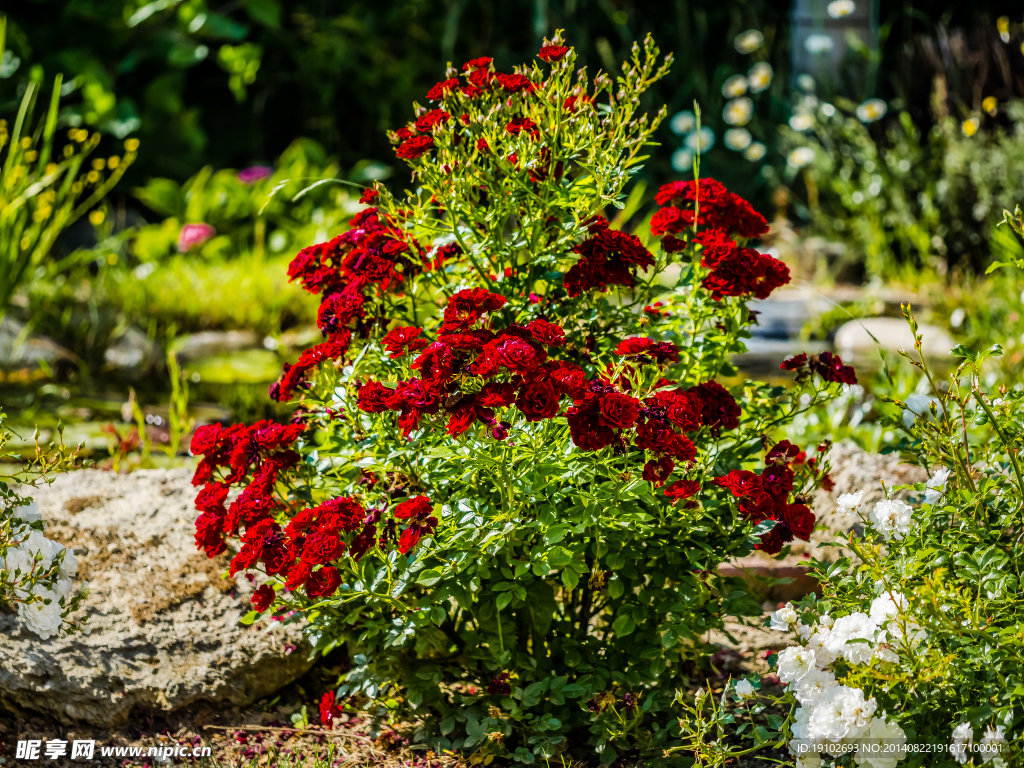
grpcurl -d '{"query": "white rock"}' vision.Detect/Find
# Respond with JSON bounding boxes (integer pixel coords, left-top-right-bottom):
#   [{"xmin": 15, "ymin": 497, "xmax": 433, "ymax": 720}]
[{"xmin": 0, "ymin": 469, "xmax": 313, "ymax": 726}]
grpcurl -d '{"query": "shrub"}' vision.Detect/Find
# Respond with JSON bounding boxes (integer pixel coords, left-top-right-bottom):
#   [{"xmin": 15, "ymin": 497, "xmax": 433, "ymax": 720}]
[
  {"xmin": 0, "ymin": 414, "xmax": 86, "ymax": 638},
  {"xmin": 190, "ymin": 35, "xmax": 851, "ymax": 763},
  {"xmin": 684, "ymin": 304, "xmax": 1024, "ymax": 767}
]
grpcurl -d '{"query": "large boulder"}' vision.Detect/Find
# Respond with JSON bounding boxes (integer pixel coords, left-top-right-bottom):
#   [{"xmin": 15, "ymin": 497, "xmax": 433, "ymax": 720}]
[
  {"xmin": 0, "ymin": 469, "xmax": 315, "ymax": 727},
  {"xmin": 834, "ymin": 317, "xmax": 954, "ymax": 360}
]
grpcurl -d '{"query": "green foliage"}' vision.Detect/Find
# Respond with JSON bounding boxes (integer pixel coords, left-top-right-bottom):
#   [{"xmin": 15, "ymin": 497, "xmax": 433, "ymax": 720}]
[{"xmin": 779, "ymin": 97, "xmax": 1024, "ymax": 281}]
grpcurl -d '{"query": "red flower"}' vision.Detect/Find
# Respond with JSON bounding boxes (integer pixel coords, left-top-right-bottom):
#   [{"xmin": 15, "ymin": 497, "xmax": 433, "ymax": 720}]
[
  {"xmin": 442, "ymin": 288, "xmax": 507, "ymax": 331},
  {"xmin": 477, "ymin": 381, "xmax": 520, "ymax": 408},
  {"xmin": 549, "ymin": 362, "xmax": 588, "ymax": 399},
  {"xmin": 689, "ymin": 381, "xmax": 740, "ymax": 430},
  {"xmin": 566, "ymin": 396, "xmax": 616, "ymax": 450},
  {"xmin": 538, "ymin": 45, "xmax": 569, "ymax": 62},
  {"xmin": 781, "ymin": 353, "xmax": 808, "ymax": 372},
  {"xmin": 784, "ymin": 504, "xmax": 815, "ymax": 540},
  {"xmin": 359, "ymin": 188, "xmax": 379, "ymax": 205},
  {"xmin": 468, "ymin": 68, "xmax": 492, "ymax": 88},
  {"xmin": 320, "ymin": 691, "xmax": 342, "ymax": 729},
  {"xmin": 506, "ymin": 117, "xmax": 540, "ymax": 139},
  {"xmin": 415, "ymin": 109, "xmax": 451, "ymax": 133},
  {"xmin": 809, "ymin": 351, "xmax": 857, "ymax": 385},
  {"xmin": 650, "ymin": 207, "xmax": 691, "ymax": 236},
  {"xmin": 306, "ymin": 566, "xmax": 341, "ymax": 598},
  {"xmin": 357, "ymin": 381, "xmax": 395, "ymax": 413},
  {"xmin": 766, "ymin": 440, "xmax": 803, "ymax": 466},
  {"xmin": 654, "ymin": 179, "xmax": 768, "ymax": 238},
  {"xmin": 714, "ymin": 470, "xmax": 764, "ymax": 499},
  {"xmin": 693, "ymin": 228, "xmax": 738, "ymax": 268},
  {"xmin": 525, "ymin": 319, "xmax": 565, "ymax": 346},
  {"xmin": 195, "ymin": 482, "xmax": 230, "ymax": 514},
  {"xmin": 495, "ymin": 73, "xmax": 535, "ymax": 94},
  {"xmin": 427, "ymin": 78, "xmax": 460, "ymax": 99},
  {"xmin": 396, "ymin": 135, "xmax": 435, "ymax": 159},
  {"xmin": 301, "ymin": 533, "xmax": 345, "ymax": 565},
  {"xmin": 251, "ymin": 584, "xmax": 275, "ymax": 612},
  {"xmin": 462, "ymin": 57, "xmax": 493, "ymax": 71},
  {"xmin": 702, "ymin": 250, "xmax": 790, "ymax": 301},
  {"xmin": 394, "ymin": 495, "xmax": 433, "ymax": 520},
  {"xmin": 642, "ymin": 457, "xmax": 675, "ymax": 486},
  {"xmin": 665, "ymin": 479, "xmax": 700, "ymax": 501},
  {"xmin": 516, "ymin": 378, "xmax": 561, "ymax": 421},
  {"xmin": 476, "ymin": 138, "xmax": 490, "ymax": 152},
  {"xmin": 615, "ymin": 337, "xmax": 654, "ymax": 356},
  {"xmin": 646, "ymin": 390, "xmax": 703, "ymax": 432},
  {"xmin": 382, "ymin": 326, "xmax": 429, "ymax": 358},
  {"xmin": 761, "ymin": 465, "xmax": 795, "ymax": 501},
  {"xmin": 598, "ymin": 392, "xmax": 640, "ymax": 429},
  {"xmin": 487, "ymin": 672, "xmax": 513, "ymax": 695},
  {"xmin": 194, "ymin": 511, "xmax": 226, "ymax": 558},
  {"xmin": 565, "ymin": 222, "xmax": 654, "ymax": 297},
  {"xmin": 496, "ymin": 337, "xmax": 542, "ymax": 374}
]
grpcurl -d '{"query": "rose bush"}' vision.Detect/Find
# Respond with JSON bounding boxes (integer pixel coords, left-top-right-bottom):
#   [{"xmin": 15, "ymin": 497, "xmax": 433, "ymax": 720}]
[
  {"xmin": 190, "ymin": 35, "xmax": 854, "ymax": 763},
  {"xmin": 678, "ymin": 305, "xmax": 1024, "ymax": 767}
]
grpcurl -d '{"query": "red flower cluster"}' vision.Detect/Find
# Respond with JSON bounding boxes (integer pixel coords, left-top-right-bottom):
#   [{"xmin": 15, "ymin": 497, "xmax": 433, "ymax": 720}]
[
  {"xmin": 712, "ymin": 440, "xmax": 816, "ymax": 555},
  {"xmin": 564, "ymin": 218, "xmax": 655, "ymax": 297},
  {"xmin": 781, "ymin": 352, "xmax": 857, "ymax": 385},
  {"xmin": 649, "ymin": 178, "xmax": 790, "ymax": 301},
  {"xmin": 277, "ymin": 206, "xmax": 429, "ymax": 400},
  {"xmin": 320, "ymin": 691, "xmax": 342, "ymax": 729}
]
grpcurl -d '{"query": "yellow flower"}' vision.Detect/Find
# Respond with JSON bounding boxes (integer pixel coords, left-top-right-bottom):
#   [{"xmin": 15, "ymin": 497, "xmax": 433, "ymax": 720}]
[
  {"xmin": 962, "ymin": 117, "xmax": 979, "ymax": 137},
  {"xmin": 983, "ymin": 97, "xmax": 998, "ymax": 116},
  {"xmin": 89, "ymin": 209, "xmax": 106, "ymax": 225},
  {"xmin": 734, "ymin": 30, "xmax": 764, "ymax": 54}
]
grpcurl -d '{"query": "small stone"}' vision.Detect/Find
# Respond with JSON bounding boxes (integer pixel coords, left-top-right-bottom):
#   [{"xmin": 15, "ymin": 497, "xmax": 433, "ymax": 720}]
[
  {"xmin": 834, "ymin": 317, "xmax": 954, "ymax": 359},
  {"xmin": 104, "ymin": 326, "xmax": 161, "ymax": 372}
]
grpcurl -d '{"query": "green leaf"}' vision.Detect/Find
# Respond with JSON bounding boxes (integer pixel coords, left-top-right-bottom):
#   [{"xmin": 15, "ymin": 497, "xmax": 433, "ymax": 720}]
[
  {"xmin": 496, "ymin": 592, "xmax": 513, "ymax": 611},
  {"xmin": 417, "ymin": 567, "xmax": 443, "ymax": 586},
  {"xmin": 561, "ymin": 568, "xmax": 580, "ymax": 590},
  {"xmin": 547, "ymin": 546, "xmax": 573, "ymax": 568},
  {"xmin": 239, "ymin": 610, "xmax": 259, "ymax": 625},
  {"xmin": 612, "ymin": 614, "xmax": 636, "ymax": 637}
]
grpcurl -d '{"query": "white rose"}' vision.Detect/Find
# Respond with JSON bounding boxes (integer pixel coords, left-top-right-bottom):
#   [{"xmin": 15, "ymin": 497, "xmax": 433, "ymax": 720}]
[
  {"xmin": 979, "ymin": 725, "xmax": 1007, "ymax": 764},
  {"xmin": 854, "ymin": 714, "xmax": 906, "ymax": 768},
  {"xmin": 734, "ymin": 679, "xmax": 756, "ymax": 700},
  {"xmin": 950, "ymin": 722, "xmax": 973, "ymax": 765},
  {"xmin": 869, "ymin": 499, "xmax": 914, "ymax": 541},
  {"xmin": 777, "ymin": 646, "xmax": 817, "ymax": 683},
  {"xmin": 793, "ymin": 668, "xmax": 837, "ymax": 704},
  {"xmin": 55, "ymin": 543, "xmax": 78, "ymax": 578},
  {"xmin": 770, "ymin": 602, "xmax": 799, "ymax": 631},
  {"xmin": 18, "ymin": 585, "xmax": 64, "ymax": 639},
  {"xmin": 796, "ymin": 754, "xmax": 822, "ymax": 768},
  {"xmin": 827, "ymin": 613, "xmax": 880, "ymax": 665},
  {"xmin": 2, "ymin": 545, "xmax": 32, "ymax": 584},
  {"xmin": 19, "ymin": 529, "xmax": 57, "ymax": 570},
  {"xmin": 806, "ymin": 628, "xmax": 839, "ymax": 667},
  {"xmin": 818, "ymin": 613, "xmax": 834, "ymax": 629},
  {"xmin": 13, "ymin": 499, "xmax": 42, "ymax": 524},
  {"xmin": 836, "ymin": 491, "xmax": 864, "ymax": 516},
  {"xmin": 924, "ymin": 467, "xmax": 951, "ymax": 506},
  {"xmin": 807, "ymin": 685, "xmax": 876, "ymax": 742},
  {"xmin": 869, "ymin": 592, "xmax": 907, "ymax": 623}
]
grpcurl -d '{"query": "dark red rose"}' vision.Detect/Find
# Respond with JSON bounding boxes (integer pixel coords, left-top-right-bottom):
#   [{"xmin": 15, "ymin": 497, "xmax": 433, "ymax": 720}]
[
  {"xmin": 301, "ymin": 533, "xmax": 345, "ymax": 565},
  {"xmin": 357, "ymin": 381, "xmax": 396, "ymax": 413},
  {"xmin": 251, "ymin": 584, "xmax": 275, "ymax": 612},
  {"xmin": 538, "ymin": 45, "xmax": 569, "ymax": 62},
  {"xmin": 427, "ymin": 78, "xmax": 459, "ymax": 100},
  {"xmin": 598, "ymin": 393, "xmax": 640, "ymax": 429},
  {"xmin": 634, "ymin": 417, "xmax": 675, "ymax": 453},
  {"xmin": 809, "ymin": 351, "xmax": 857, "ymax": 385},
  {"xmin": 306, "ymin": 566, "xmax": 341, "ymax": 598},
  {"xmin": 781, "ymin": 353, "xmax": 808, "ymax": 371},
  {"xmin": 615, "ymin": 337, "xmax": 654, "ymax": 356},
  {"xmin": 506, "ymin": 117, "xmax": 540, "ymax": 138},
  {"xmin": 443, "ymin": 288, "xmax": 507, "ymax": 332},
  {"xmin": 642, "ymin": 457, "xmax": 675, "ymax": 486},
  {"xmin": 497, "ymin": 337, "xmax": 542, "ymax": 374},
  {"xmin": 477, "ymin": 381, "xmax": 519, "ymax": 408},
  {"xmin": 487, "ymin": 672, "xmax": 513, "ymax": 695},
  {"xmin": 646, "ymin": 390, "xmax": 703, "ymax": 432},
  {"xmin": 702, "ymin": 250, "xmax": 790, "ymax": 301},
  {"xmin": 667, "ymin": 433, "xmax": 697, "ymax": 461},
  {"xmin": 462, "ymin": 56, "xmax": 493, "ymax": 71},
  {"xmin": 714, "ymin": 470, "xmax": 764, "ymax": 499},
  {"xmin": 566, "ymin": 396, "xmax": 615, "ymax": 450},
  {"xmin": 665, "ymin": 479, "xmax": 701, "ymax": 501},
  {"xmin": 415, "ymin": 109, "xmax": 450, "ymax": 133},
  {"xmin": 495, "ymin": 73, "xmax": 535, "ymax": 94},
  {"xmin": 286, "ymin": 561, "xmax": 312, "ymax": 590},
  {"xmin": 394, "ymin": 495, "xmax": 433, "ymax": 520},
  {"xmin": 650, "ymin": 206, "xmax": 691, "ymax": 236},
  {"xmin": 756, "ymin": 524, "xmax": 784, "ymax": 555},
  {"xmin": 382, "ymin": 326, "xmax": 429, "ymax": 358},
  {"xmin": 525, "ymin": 319, "xmax": 565, "ymax": 346},
  {"xmin": 693, "ymin": 228, "xmax": 738, "ymax": 268},
  {"xmin": 194, "ymin": 511, "xmax": 226, "ymax": 558},
  {"xmin": 784, "ymin": 504, "xmax": 815, "ymax": 540},
  {"xmin": 447, "ymin": 401, "xmax": 478, "ymax": 437},
  {"xmin": 396, "ymin": 135, "xmax": 435, "ymax": 159},
  {"xmin": 195, "ymin": 482, "xmax": 230, "ymax": 514},
  {"xmin": 689, "ymin": 381, "xmax": 740, "ymax": 431},
  {"xmin": 516, "ymin": 378, "xmax": 561, "ymax": 421},
  {"xmin": 549, "ymin": 362, "xmax": 588, "ymax": 399},
  {"xmin": 761, "ymin": 465, "xmax": 795, "ymax": 501},
  {"xmin": 766, "ymin": 440, "xmax": 803, "ymax": 466}
]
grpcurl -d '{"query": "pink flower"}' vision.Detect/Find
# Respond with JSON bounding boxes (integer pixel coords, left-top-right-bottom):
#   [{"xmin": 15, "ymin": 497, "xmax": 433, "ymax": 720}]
[
  {"xmin": 178, "ymin": 223, "xmax": 216, "ymax": 253},
  {"xmin": 237, "ymin": 165, "xmax": 274, "ymax": 184}
]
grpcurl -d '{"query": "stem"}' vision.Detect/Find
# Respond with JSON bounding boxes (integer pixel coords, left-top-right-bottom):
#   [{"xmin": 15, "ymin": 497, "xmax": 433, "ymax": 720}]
[{"xmin": 974, "ymin": 391, "xmax": 1024, "ymax": 501}]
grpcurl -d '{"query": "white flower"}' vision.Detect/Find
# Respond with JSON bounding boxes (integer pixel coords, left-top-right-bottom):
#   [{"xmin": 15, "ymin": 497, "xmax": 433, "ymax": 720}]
[
  {"xmin": 818, "ymin": 613, "xmax": 834, "ymax": 629},
  {"xmin": 827, "ymin": 613, "xmax": 880, "ymax": 665},
  {"xmin": 869, "ymin": 592, "xmax": 907, "ymax": 624},
  {"xmin": 836, "ymin": 491, "xmax": 864, "ymax": 516},
  {"xmin": 789, "ymin": 113, "xmax": 814, "ymax": 131},
  {"xmin": 18, "ymin": 584, "xmax": 64, "ymax": 639},
  {"xmin": 796, "ymin": 754, "xmax": 822, "ymax": 768},
  {"xmin": 797, "ymin": 622, "xmax": 814, "ymax": 640},
  {"xmin": 869, "ymin": 499, "xmax": 914, "ymax": 541},
  {"xmin": 793, "ymin": 668, "xmax": 837, "ymax": 704},
  {"xmin": 670, "ymin": 110, "xmax": 696, "ymax": 136},
  {"xmin": 734, "ymin": 29, "xmax": 764, "ymax": 54},
  {"xmin": 685, "ymin": 127, "xmax": 715, "ymax": 152},
  {"xmin": 13, "ymin": 499, "xmax": 42, "ymax": 524},
  {"xmin": 979, "ymin": 725, "xmax": 1006, "ymax": 764},
  {"xmin": 828, "ymin": 0, "xmax": 856, "ymax": 17},
  {"xmin": 950, "ymin": 723, "xmax": 974, "ymax": 765},
  {"xmin": 770, "ymin": 602, "xmax": 799, "ymax": 631},
  {"xmin": 724, "ymin": 128, "xmax": 752, "ymax": 151},
  {"xmin": 19, "ymin": 529, "xmax": 58, "ymax": 570},
  {"xmin": 734, "ymin": 679, "xmax": 756, "ymax": 700},
  {"xmin": 788, "ymin": 147, "xmax": 815, "ymax": 169},
  {"xmin": 924, "ymin": 467, "xmax": 951, "ymax": 506},
  {"xmin": 2, "ymin": 545, "xmax": 32, "ymax": 584},
  {"xmin": 748, "ymin": 62, "xmax": 773, "ymax": 93},
  {"xmin": 722, "ymin": 75, "xmax": 748, "ymax": 98},
  {"xmin": 805, "ymin": 685, "xmax": 876, "ymax": 742},
  {"xmin": 806, "ymin": 628, "xmax": 840, "ymax": 667},
  {"xmin": 855, "ymin": 714, "xmax": 906, "ymax": 768},
  {"xmin": 856, "ymin": 99, "xmax": 888, "ymax": 123},
  {"xmin": 723, "ymin": 97, "xmax": 753, "ymax": 126},
  {"xmin": 57, "ymin": 544, "xmax": 78, "ymax": 579},
  {"xmin": 743, "ymin": 142, "xmax": 767, "ymax": 161},
  {"xmin": 777, "ymin": 646, "xmax": 817, "ymax": 683},
  {"xmin": 671, "ymin": 148, "xmax": 694, "ymax": 172}
]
